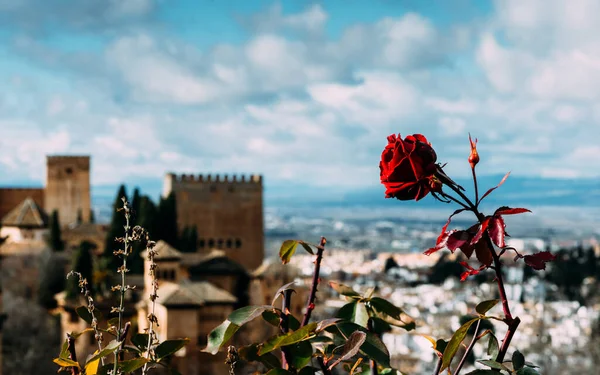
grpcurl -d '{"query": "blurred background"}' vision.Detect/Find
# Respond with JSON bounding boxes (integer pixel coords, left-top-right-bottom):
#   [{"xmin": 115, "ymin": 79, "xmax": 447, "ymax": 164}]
[{"xmin": 0, "ymin": 0, "xmax": 599, "ymax": 374}]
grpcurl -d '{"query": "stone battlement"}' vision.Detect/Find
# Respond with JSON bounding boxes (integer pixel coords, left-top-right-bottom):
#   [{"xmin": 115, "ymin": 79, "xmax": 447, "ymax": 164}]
[
  {"xmin": 166, "ymin": 173, "xmax": 263, "ymax": 184},
  {"xmin": 46, "ymin": 155, "xmax": 90, "ymax": 167}
]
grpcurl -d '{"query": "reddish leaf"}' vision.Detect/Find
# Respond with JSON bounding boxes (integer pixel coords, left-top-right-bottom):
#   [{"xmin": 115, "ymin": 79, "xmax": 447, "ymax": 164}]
[
  {"xmin": 488, "ymin": 216, "xmax": 506, "ymax": 248},
  {"xmin": 480, "ymin": 172, "xmax": 510, "ymax": 202},
  {"xmin": 523, "ymin": 251, "xmax": 557, "ymax": 270},
  {"xmin": 446, "ymin": 231, "xmax": 470, "ymax": 253},
  {"xmin": 459, "ymin": 262, "xmax": 481, "ymax": 281},
  {"xmin": 494, "ymin": 207, "xmax": 531, "ymax": 216},
  {"xmin": 424, "ymin": 209, "xmax": 465, "ymax": 255},
  {"xmin": 475, "ymin": 240, "xmax": 493, "ymax": 267},
  {"xmin": 470, "ymin": 217, "xmax": 490, "ymax": 245}
]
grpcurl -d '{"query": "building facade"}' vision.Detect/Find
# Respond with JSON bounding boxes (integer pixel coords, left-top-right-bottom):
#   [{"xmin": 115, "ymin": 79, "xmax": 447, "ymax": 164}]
[{"xmin": 162, "ymin": 173, "xmax": 264, "ymax": 271}]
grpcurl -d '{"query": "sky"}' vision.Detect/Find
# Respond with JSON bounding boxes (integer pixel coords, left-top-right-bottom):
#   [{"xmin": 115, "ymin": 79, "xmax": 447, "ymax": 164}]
[{"xmin": 1, "ymin": 0, "xmax": 600, "ymax": 201}]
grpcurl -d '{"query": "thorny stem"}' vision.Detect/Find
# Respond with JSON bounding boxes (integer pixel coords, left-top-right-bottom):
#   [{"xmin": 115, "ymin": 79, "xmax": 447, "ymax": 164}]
[
  {"xmin": 114, "ymin": 197, "xmax": 131, "ymax": 375},
  {"xmin": 67, "ymin": 334, "xmax": 80, "ymax": 375},
  {"xmin": 444, "ymin": 174, "xmax": 520, "ymax": 364},
  {"xmin": 471, "ymin": 168, "xmax": 479, "ymax": 207},
  {"xmin": 454, "ymin": 319, "xmax": 481, "ymax": 375},
  {"xmin": 301, "ymin": 237, "xmax": 327, "ymax": 327},
  {"xmin": 280, "ymin": 289, "xmax": 295, "ymax": 372},
  {"xmin": 432, "ymin": 357, "xmax": 442, "ymax": 375},
  {"xmin": 142, "ymin": 238, "xmax": 159, "ymax": 375}
]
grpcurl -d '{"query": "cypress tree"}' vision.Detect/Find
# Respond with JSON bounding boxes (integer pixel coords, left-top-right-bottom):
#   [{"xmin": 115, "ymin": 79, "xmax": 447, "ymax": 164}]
[
  {"xmin": 156, "ymin": 192, "xmax": 178, "ymax": 248},
  {"xmin": 103, "ymin": 184, "xmax": 128, "ymax": 271},
  {"xmin": 131, "ymin": 187, "xmax": 141, "ymax": 225},
  {"xmin": 66, "ymin": 240, "xmax": 95, "ymax": 300},
  {"xmin": 90, "ymin": 209, "xmax": 95, "ymax": 224},
  {"xmin": 48, "ymin": 210, "xmax": 64, "ymax": 251},
  {"xmin": 129, "ymin": 195, "xmax": 157, "ymax": 274}
]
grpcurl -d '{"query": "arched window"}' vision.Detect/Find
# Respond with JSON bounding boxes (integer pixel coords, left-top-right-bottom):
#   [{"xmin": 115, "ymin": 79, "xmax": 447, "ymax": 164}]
[
  {"xmin": 217, "ymin": 239, "xmax": 224, "ymax": 248},
  {"xmin": 208, "ymin": 239, "xmax": 215, "ymax": 248},
  {"xmin": 235, "ymin": 238, "xmax": 242, "ymax": 248},
  {"xmin": 226, "ymin": 239, "xmax": 232, "ymax": 248},
  {"xmin": 198, "ymin": 239, "xmax": 205, "ymax": 248}
]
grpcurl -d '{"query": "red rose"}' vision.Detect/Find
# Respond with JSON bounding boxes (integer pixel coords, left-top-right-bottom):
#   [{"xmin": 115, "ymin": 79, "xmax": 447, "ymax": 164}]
[{"xmin": 379, "ymin": 133, "xmax": 440, "ymax": 201}]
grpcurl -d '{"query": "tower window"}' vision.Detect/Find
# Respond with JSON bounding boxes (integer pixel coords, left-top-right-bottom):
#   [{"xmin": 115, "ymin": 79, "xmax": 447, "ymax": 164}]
[
  {"xmin": 65, "ymin": 167, "xmax": 73, "ymax": 175},
  {"xmin": 226, "ymin": 239, "xmax": 232, "ymax": 248},
  {"xmin": 208, "ymin": 239, "xmax": 214, "ymax": 248},
  {"xmin": 235, "ymin": 238, "xmax": 242, "ymax": 248},
  {"xmin": 228, "ymin": 186, "xmax": 235, "ymax": 193},
  {"xmin": 217, "ymin": 239, "xmax": 223, "ymax": 248},
  {"xmin": 198, "ymin": 239, "xmax": 205, "ymax": 248}
]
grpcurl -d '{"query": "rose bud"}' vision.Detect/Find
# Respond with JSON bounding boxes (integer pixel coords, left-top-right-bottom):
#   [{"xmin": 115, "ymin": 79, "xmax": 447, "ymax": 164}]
[
  {"xmin": 379, "ymin": 133, "xmax": 439, "ymax": 201},
  {"xmin": 468, "ymin": 133, "xmax": 479, "ymax": 169}
]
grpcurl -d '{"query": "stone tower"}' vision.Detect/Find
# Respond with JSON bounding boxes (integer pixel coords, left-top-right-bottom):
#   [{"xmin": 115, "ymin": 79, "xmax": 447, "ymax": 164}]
[
  {"xmin": 163, "ymin": 173, "xmax": 264, "ymax": 271},
  {"xmin": 45, "ymin": 156, "xmax": 91, "ymax": 227}
]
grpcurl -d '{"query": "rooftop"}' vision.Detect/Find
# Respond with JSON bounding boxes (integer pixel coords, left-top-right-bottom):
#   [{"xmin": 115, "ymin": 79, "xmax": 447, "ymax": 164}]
[{"xmin": 1, "ymin": 197, "xmax": 48, "ymax": 228}]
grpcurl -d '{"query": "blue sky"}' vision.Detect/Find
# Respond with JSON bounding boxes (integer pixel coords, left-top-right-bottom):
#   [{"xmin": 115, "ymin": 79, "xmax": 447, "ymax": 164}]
[{"xmin": 1, "ymin": 0, "xmax": 599, "ymax": 201}]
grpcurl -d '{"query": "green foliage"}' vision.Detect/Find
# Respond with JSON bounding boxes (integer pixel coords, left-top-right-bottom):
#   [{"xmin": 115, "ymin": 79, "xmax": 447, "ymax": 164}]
[
  {"xmin": 155, "ymin": 192, "xmax": 178, "ymax": 247},
  {"xmin": 179, "ymin": 225, "xmax": 198, "ymax": 252},
  {"xmin": 48, "ymin": 209, "xmax": 64, "ymax": 251},
  {"xmin": 37, "ymin": 254, "xmax": 66, "ymax": 308},
  {"xmin": 66, "ymin": 240, "xmax": 95, "ymax": 300},
  {"xmin": 103, "ymin": 184, "xmax": 128, "ymax": 271}
]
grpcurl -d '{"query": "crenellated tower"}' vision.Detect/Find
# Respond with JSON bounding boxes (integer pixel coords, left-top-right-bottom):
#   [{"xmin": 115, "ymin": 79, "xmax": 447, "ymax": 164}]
[
  {"xmin": 162, "ymin": 173, "xmax": 264, "ymax": 271},
  {"xmin": 45, "ymin": 156, "xmax": 91, "ymax": 227}
]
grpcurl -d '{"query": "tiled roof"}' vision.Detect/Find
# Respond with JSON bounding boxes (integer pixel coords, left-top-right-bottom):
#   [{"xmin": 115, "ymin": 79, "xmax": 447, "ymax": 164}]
[
  {"xmin": 1, "ymin": 197, "xmax": 47, "ymax": 227},
  {"xmin": 141, "ymin": 240, "xmax": 182, "ymax": 260},
  {"xmin": 159, "ymin": 281, "xmax": 237, "ymax": 307}
]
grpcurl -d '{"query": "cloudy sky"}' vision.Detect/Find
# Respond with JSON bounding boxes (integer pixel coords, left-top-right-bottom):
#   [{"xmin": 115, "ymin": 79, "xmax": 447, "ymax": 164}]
[{"xmin": 0, "ymin": 0, "xmax": 599, "ymax": 199}]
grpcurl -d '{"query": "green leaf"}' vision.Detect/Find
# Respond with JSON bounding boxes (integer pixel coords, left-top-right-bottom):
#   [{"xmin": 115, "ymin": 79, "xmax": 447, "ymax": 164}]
[
  {"xmin": 85, "ymin": 340, "xmax": 122, "ymax": 365},
  {"xmin": 338, "ymin": 302, "xmax": 369, "ymax": 328},
  {"xmin": 441, "ymin": 317, "xmax": 479, "ymax": 371},
  {"xmin": 59, "ymin": 339, "xmax": 69, "ymax": 359},
  {"xmin": 272, "ymin": 283, "xmax": 296, "ymax": 306},
  {"xmin": 369, "ymin": 317, "xmax": 392, "ymax": 335},
  {"xmin": 76, "ymin": 306, "xmax": 94, "ymax": 325},
  {"xmin": 299, "ymin": 241, "xmax": 315, "ymax": 255},
  {"xmin": 229, "ymin": 305, "xmax": 274, "ymax": 326},
  {"xmin": 512, "ymin": 350, "xmax": 525, "ymax": 370},
  {"xmin": 336, "ymin": 322, "xmax": 390, "ymax": 368},
  {"xmin": 118, "ymin": 357, "xmax": 149, "ymax": 372},
  {"xmin": 203, "ymin": 320, "xmax": 240, "ymax": 355},
  {"xmin": 478, "ymin": 360, "xmax": 510, "ymax": 371},
  {"xmin": 516, "ymin": 368, "xmax": 540, "ymax": 375},
  {"xmin": 132, "ymin": 333, "xmax": 150, "ymax": 351},
  {"xmin": 476, "ymin": 300, "xmax": 500, "ymax": 315},
  {"xmin": 369, "ymin": 297, "xmax": 403, "ymax": 320},
  {"xmin": 328, "ymin": 331, "xmax": 367, "ymax": 370},
  {"xmin": 434, "ymin": 339, "xmax": 448, "ymax": 356},
  {"xmin": 316, "ymin": 318, "xmax": 341, "ymax": 332},
  {"xmin": 280, "ymin": 240, "xmax": 299, "ymax": 264},
  {"xmin": 266, "ymin": 369, "xmax": 294, "ymax": 375},
  {"xmin": 156, "ymin": 338, "xmax": 190, "ymax": 360},
  {"xmin": 53, "ymin": 357, "xmax": 80, "ymax": 368},
  {"xmin": 298, "ymin": 366, "xmax": 318, "ymax": 375},
  {"xmin": 290, "ymin": 340, "xmax": 313, "ymax": 369},
  {"xmin": 465, "ymin": 371, "xmax": 502, "ymax": 375},
  {"xmin": 262, "ymin": 310, "xmax": 280, "ymax": 326},
  {"xmin": 487, "ymin": 333, "xmax": 499, "ymax": 360},
  {"xmin": 258, "ymin": 322, "xmax": 318, "ymax": 355},
  {"xmin": 70, "ymin": 327, "xmax": 94, "ymax": 339},
  {"xmin": 329, "ymin": 281, "xmax": 361, "ymax": 298},
  {"xmin": 238, "ymin": 344, "xmax": 281, "ymax": 369}
]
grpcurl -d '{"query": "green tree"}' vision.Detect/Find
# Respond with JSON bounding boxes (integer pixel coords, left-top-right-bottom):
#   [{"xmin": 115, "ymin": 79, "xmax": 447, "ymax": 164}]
[
  {"xmin": 103, "ymin": 184, "xmax": 128, "ymax": 271},
  {"xmin": 38, "ymin": 254, "xmax": 66, "ymax": 309},
  {"xmin": 131, "ymin": 187, "xmax": 141, "ymax": 224},
  {"xmin": 156, "ymin": 192, "xmax": 178, "ymax": 247},
  {"xmin": 179, "ymin": 226, "xmax": 198, "ymax": 252},
  {"xmin": 129, "ymin": 195, "xmax": 157, "ymax": 274},
  {"xmin": 90, "ymin": 209, "xmax": 95, "ymax": 224},
  {"xmin": 48, "ymin": 210, "xmax": 64, "ymax": 251},
  {"xmin": 66, "ymin": 241, "xmax": 95, "ymax": 300}
]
